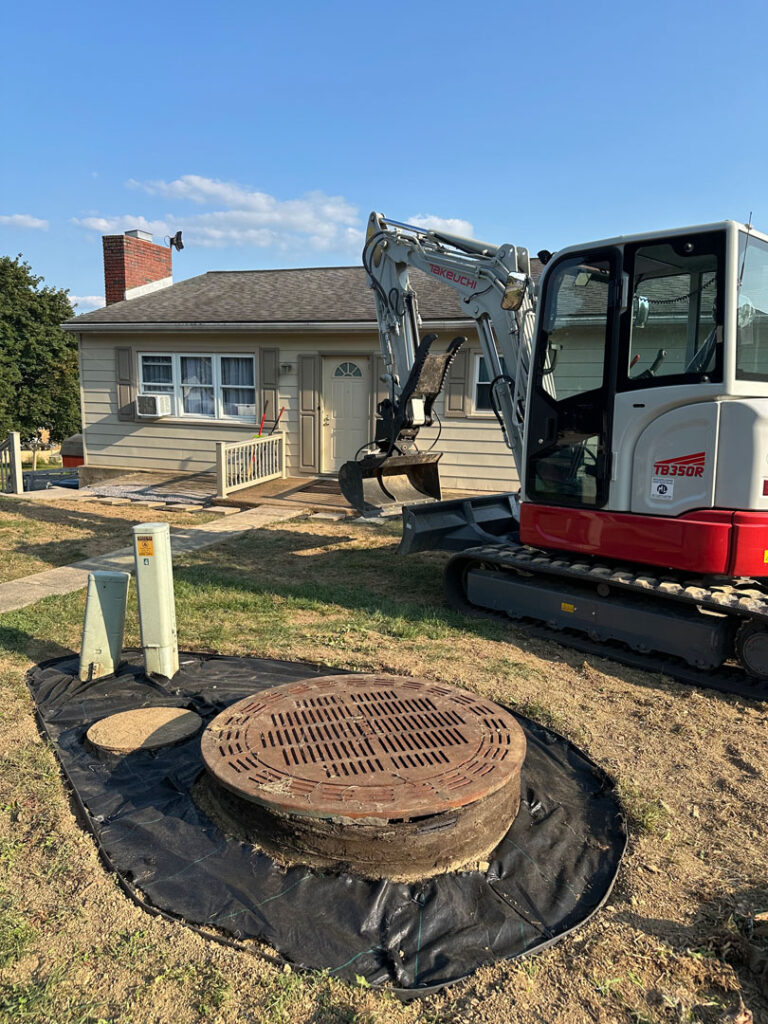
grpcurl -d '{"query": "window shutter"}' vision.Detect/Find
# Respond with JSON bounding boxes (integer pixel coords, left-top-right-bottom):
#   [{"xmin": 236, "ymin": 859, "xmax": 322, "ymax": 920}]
[
  {"xmin": 298, "ymin": 355, "xmax": 320, "ymax": 473},
  {"xmin": 260, "ymin": 348, "xmax": 279, "ymax": 427},
  {"xmin": 115, "ymin": 347, "xmax": 136, "ymax": 421},
  {"xmin": 445, "ymin": 347, "xmax": 469, "ymax": 417}
]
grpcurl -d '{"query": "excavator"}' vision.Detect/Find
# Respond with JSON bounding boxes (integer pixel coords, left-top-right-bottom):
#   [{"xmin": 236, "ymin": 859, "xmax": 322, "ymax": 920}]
[{"xmin": 339, "ymin": 212, "xmax": 768, "ymax": 697}]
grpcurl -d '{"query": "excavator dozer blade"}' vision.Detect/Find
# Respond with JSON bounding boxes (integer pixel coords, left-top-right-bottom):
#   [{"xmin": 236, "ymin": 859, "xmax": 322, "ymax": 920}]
[
  {"xmin": 339, "ymin": 452, "xmax": 442, "ymax": 514},
  {"xmin": 399, "ymin": 492, "xmax": 519, "ymax": 555}
]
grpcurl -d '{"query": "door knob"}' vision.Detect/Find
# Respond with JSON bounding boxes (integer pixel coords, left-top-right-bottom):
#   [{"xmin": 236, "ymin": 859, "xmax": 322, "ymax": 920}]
[{"xmin": 322, "ymin": 416, "xmax": 330, "ymax": 426}]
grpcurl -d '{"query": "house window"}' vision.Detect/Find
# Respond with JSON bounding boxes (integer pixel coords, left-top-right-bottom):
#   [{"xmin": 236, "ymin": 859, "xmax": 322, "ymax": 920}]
[
  {"xmin": 141, "ymin": 355, "xmax": 174, "ymax": 395},
  {"xmin": 221, "ymin": 357, "xmax": 256, "ymax": 416},
  {"xmin": 139, "ymin": 353, "xmax": 257, "ymax": 421},
  {"xmin": 474, "ymin": 354, "xmax": 508, "ymax": 413},
  {"xmin": 181, "ymin": 356, "xmax": 215, "ymax": 417},
  {"xmin": 334, "ymin": 361, "xmax": 363, "ymax": 378}
]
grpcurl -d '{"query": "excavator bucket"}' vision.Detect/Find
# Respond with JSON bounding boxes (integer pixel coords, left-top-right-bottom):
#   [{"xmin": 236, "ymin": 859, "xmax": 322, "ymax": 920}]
[
  {"xmin": 399, "ymin": 492, "xmax": 519, "ymax": 554},
  {"xmin": 339, "ymin": 452, "xmax": 442, "ymax": 514}
]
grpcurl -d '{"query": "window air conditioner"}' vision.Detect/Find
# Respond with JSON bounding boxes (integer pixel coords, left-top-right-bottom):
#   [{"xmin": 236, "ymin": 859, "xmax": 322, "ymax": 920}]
[
  {"xmin": 235, "ymin": 404, "xmax": 257, "ymax": 417},
  {"xmin": 136, "ymin": 393, "xmax": 172, "ymax": 418}
]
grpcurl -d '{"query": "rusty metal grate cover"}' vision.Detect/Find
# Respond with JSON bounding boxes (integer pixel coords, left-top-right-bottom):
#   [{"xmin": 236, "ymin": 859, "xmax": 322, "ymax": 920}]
[{"xmin": 201, "ymin": 674, "xmax": 526, "ymax": 821}]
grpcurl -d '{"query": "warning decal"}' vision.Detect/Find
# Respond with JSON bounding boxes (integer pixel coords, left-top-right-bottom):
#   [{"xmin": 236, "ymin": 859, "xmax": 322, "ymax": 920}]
[
  {"xmin": 650, "ymin": 477, "xmax": 674, "ymax": 501},
  {"xmin": 136, "ymin": 536, "xmax": 154, "ymax": 557}
]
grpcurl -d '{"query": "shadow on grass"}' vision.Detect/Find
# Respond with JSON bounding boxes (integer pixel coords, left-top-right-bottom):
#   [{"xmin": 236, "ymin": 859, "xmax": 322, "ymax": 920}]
[
  {"xmin": 173, "ymin": 527, "xmax": 492, "ymax": 639},
  {"xmin": 0, "ymin": 622, "xmax": 75, "ymax": 664},
  {"xmin": 0, "ymin": 496, "xmax": 146, "ymax": 535},
  {"xmin": 20, "ymin": 539, "xmax": 91, "ymax": 566},
  {"xmin": 0, "ymin": 497, "xmax": 210, "ymax": 576},
  {"xmin": 172, "ymin": 527, "xmax": 744, "ymax": 703}
]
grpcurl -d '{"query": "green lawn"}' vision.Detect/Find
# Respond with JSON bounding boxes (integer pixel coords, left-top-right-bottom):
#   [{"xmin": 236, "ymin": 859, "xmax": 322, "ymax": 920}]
[{"xmin": 0, "ymin": 516, "xmax": 765, "ymax": 1024}]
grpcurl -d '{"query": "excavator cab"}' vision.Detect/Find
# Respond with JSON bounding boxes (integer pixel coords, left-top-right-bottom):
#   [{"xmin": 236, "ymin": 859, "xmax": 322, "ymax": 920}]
[{"xmin": 403, "ymin": 225, "xmax": 729, "ymax": 554}]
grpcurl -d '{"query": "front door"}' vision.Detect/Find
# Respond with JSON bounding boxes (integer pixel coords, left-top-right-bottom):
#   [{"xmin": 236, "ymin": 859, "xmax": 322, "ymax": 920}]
[{"xmin": 321, "ymin": 357, "xmax": 370, "ymax": 473}]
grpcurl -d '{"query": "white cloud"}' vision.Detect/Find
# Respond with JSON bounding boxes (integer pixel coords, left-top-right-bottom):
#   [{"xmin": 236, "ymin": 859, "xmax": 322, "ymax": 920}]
[
  {"xmin": 70, "ymin": 294, "xmax": 105, "ymax": 311},
  {"xmin": 0, "ymin": 214, "xmax": 49, "ymax": 230},
  {"xmin": 407, "ymin": 214, "xmax": 475, "ymax": 237},
  {"xmin": 82, "ymin": 176, "xmax": 367, "ymax": 252},
  {"xmin": 72, "ymin": 215, "xmax": 171, "ymax": 236}
]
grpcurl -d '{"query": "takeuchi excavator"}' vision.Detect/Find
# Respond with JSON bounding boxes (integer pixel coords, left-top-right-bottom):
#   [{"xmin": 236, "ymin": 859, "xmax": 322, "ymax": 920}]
[{"xmin": 339, "ymin": 212, "xmax": 768, "ymax": 695}]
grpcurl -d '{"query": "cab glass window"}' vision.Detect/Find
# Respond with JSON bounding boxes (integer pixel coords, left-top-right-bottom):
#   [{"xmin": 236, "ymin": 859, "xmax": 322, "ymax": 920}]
[
  {"xmin": 623, "ymin": 235, "xmax": 722, "ymax": 387},
  {"xmin": 736, "ymin": 233, "xmax": 768, "ymax": 380},
  {"xmin": 537, "ymin": 258, "xmax": 609, "ymax": 400}
]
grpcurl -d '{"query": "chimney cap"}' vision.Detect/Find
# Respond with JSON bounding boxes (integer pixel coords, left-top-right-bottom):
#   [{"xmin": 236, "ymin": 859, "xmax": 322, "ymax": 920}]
[{"xmin": 125, "ymin": 229, "xmax": 153, "ymax": 242}]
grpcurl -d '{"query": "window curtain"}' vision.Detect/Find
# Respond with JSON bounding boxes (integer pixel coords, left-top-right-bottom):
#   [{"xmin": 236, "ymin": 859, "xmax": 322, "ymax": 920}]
[
  {"xmin": 181, "ymin": 357, "xmax": 214, "ymax": 416},
  {"xmin": 221, "ymin": 357, "xmax": 256, "ymax": 416},
  {"xmin": 141, "ymin": 355, "xmax": 174, "ymax": 392}
]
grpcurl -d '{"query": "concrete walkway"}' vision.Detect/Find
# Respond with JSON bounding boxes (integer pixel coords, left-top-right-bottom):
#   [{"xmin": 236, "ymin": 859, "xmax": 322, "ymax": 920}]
[{"xmin": 0, "ymin": 504, "xmax": 303, "ymax": 615}]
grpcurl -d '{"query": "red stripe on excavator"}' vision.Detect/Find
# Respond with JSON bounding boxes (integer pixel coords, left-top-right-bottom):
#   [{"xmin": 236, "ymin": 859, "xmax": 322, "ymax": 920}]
[
  {"xmin": 519, "ymin": 505, "xmax": 768, "ymax": 577},
  {"xmin": 654, "ymin": 452, "xmax": 706, "ymax": 466}
]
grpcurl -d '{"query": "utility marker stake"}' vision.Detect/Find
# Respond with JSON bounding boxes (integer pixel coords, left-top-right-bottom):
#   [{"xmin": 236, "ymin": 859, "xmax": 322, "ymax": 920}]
[
  {"xmin": 132, "ymin": 522, "xmax": 179, "ymax": 680},
  {"xmin": 79, "ymin": 571, "xmax": 130, "ymax": 682}
]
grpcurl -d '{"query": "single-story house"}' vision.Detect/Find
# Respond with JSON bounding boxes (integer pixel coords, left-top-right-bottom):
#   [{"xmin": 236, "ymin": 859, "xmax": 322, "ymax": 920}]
[{"xmin": 63, "ymin": 230, "xmax": 529, "ymax": 493}]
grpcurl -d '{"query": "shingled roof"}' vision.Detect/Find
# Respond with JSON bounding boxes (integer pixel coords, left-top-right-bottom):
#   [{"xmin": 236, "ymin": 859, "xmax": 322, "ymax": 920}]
[{"xmin": 64, "ymin": 262, "xmax": 544, "ymax": 329}]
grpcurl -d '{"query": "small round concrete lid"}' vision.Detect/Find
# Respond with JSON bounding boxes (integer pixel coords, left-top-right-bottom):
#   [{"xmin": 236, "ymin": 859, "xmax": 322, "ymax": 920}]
[{"xmin": 86, "ymin": 707, "xmax": 202, "ymax": 756}]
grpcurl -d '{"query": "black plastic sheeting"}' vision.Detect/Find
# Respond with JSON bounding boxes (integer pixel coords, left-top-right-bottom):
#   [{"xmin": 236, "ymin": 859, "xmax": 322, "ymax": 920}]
[{"xmin": 28, "ymin": 653, "xmax": 627, "ymax": 994}]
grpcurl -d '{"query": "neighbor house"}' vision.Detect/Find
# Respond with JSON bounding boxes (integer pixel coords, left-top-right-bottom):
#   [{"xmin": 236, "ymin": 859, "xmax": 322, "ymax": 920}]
[{"xmin": 63, "ymin": 230, "xmax": 526, "ymax": 493}]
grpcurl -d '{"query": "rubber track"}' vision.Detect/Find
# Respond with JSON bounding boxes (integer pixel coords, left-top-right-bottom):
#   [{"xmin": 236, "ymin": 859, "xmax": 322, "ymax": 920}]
[{"xmin": 445, "ymin": 545, "xmax": 768, "ymax": 702}]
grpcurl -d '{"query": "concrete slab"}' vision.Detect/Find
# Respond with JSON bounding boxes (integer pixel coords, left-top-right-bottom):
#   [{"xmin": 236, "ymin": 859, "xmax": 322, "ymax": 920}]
[
  {"xmin": 0, "ymin": 566, "xmax": 92, "ymax": 613},
  {"xmin": 1, "ymin": 487, "xmax": 97, "ymax": 502}
]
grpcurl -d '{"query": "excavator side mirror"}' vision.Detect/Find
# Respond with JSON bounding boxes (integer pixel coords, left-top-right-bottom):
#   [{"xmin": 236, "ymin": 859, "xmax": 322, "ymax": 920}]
[
  {"xmin": 501, "ymin": 272, "xmax": 527, "ymax": 311},
  {"xmin": 633, "ymin": 295, "xmax": 650, "ymax": 328}
]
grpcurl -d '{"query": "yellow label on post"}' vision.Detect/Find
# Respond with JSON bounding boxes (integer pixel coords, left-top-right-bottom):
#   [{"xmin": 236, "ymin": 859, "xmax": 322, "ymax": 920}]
[
  {"xmin": 561, "ymin": 602, "xmax": 575, "ymax": 613},
  {"xmin": 137, "ymin": 537, "xmax": 154, "ymax": 557},
  {"xmin": 764, "ymin": 549, "xmax": 768, "ymax": 564}
]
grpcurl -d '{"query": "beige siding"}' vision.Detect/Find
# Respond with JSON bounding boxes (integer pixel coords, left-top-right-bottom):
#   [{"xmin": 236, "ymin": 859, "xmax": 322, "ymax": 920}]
[
  {"xmin": 420, "ymin": 345, "xmax": 519, "ymax": 491},
  {"xmin": 79, "ymin": 330, "xmax": 520, "ymax": 490}
]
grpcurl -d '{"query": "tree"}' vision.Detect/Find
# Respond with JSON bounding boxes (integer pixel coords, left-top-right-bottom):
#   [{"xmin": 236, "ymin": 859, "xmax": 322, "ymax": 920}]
[{"xmin": 0, "ymin": 254, "xmax": 79, "ymax": 443}]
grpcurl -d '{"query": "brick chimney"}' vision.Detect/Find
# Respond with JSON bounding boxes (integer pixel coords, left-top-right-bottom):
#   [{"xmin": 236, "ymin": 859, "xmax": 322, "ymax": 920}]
[{"xmin": 103, "ymin": 229, "xmax": 173, "ymax": 305}]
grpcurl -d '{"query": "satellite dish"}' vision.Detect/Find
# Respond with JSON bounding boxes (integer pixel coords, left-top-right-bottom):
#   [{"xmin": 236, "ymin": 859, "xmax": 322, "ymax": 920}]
[{"xmin": 170, "ymin": 230, "xmax": 184, "ymax": 251}]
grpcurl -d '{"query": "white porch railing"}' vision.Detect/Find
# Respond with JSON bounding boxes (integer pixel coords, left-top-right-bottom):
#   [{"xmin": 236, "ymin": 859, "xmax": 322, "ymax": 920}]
[
  {"xmin": 0, "ymin": 432, "xmax": 23, "ymax": 495},
  {"xmin": 216, "ymin": 433, "xmax": 286, "ymax": 498}
]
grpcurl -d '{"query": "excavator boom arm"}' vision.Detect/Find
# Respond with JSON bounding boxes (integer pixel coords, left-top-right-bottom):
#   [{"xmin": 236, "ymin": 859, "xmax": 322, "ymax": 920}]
[{"xmin": 362, "ymin": 212, "xmax": 537, "ymax": 494}]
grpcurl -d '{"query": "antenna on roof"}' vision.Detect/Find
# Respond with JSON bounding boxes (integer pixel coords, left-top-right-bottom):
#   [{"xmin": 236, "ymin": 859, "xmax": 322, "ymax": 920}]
[
  {"xmin": 169, "ymin": 230, "xmax": 184, "ymax": 252},
  {"xmin": 738, "ymin": 211, "xmax": 753, "ymax": 291}
]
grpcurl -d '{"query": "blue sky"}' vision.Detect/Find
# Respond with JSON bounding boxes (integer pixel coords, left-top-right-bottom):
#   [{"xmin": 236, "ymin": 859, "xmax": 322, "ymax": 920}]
[{"xmin": 2, "ymin": 0, "xmax": 765, "ymax": 311}]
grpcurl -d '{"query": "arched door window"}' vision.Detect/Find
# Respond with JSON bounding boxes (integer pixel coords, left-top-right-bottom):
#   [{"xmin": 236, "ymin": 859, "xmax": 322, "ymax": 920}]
[{"xmin": 334, "ymin": 361, "xmax": 363, "ymax": 378}]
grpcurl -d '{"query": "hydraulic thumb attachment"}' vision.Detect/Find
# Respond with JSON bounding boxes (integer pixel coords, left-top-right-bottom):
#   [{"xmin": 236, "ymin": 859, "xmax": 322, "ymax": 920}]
[{"xmin": 338, "ymin": 334, "xmax": 466, "ymax": 514}]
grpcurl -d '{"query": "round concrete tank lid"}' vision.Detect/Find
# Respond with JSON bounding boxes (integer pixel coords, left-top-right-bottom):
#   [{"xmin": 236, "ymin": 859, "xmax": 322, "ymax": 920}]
[
  {"xmin": 201, "ymin": 674, "xmax": 526, "ymax": 821},
  {"xmin": 87, "ymin": 707, "xmax": 202, "ymax": 755}
]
